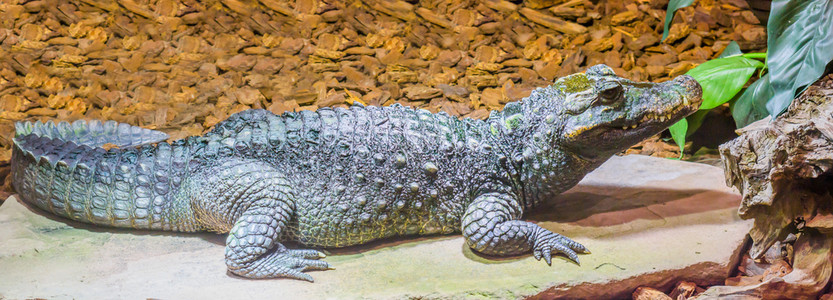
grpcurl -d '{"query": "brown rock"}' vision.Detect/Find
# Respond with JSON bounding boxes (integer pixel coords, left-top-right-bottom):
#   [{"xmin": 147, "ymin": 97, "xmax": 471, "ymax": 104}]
[
  {"xmin": 386, "ymin": 65, "xmax": 419, "ymax": 84},
  {"xmin": 402, "ymin": 86, "xmax": 442, "ymax": 100},
  {"xmin": 503, "ymin": 59, "xmax": 533, "ymax": 68},
  {"xmin": 435, "ymin": 50, "xmax": 462, "ymax": 67},
  {"xmin": 741, "ymin": 27, "xmax": 766, "ymax": 45},
  {"xmin": 344, "ymin": 47, "xmax": 376, "ymax": 56},
  {"xmin": 535, "ymin": 60, "xmax": 561, "ymax": 81},
  {"xmin": 0, "ymin": 95, "xmax": 23, "ymax": 113},
  {"xmin": 25, "ymin": 108, "xmax": 57, "ymax": 117},
  {"xmin": 505, "ymin": 84, "xmax": 532, "ymax": 102},
  {"xmin": 611, "ymin": 11, "xmax": 640, "ymax": 26},
  {"xmin": 678, "ymin": 47, "xmax": 711, "ymax": 62},
  {"xmin": 436, "ymin": 84, "xmax": 470, "ymax": 101},
  {"xmin": 317, "ymin": 90, "xmax": 346, "ymax": 107},
  {"xmin": 668, "ymin": 281, "xmax": 698, "ymax": 299},
  {"xmin": 633, "ymin": 287, "xmax": 672, "ymax": 300},
  {"xmin": 252, "ymin": 57, "xmax": 283, "ymax": 74},
  {"xmin": 451, "ymin": 9, "xmax": 475, "ymax": 27},
  {"xmin": 585, "ymin": 37, "xmax": 613, "ymax": 52},
  {"xmin": 480, "ymin": 88, "xmax": 505, "ymax": 109},
  {"xmin": 313, "ymin": 48, "xmax": 345, "ymax": 60},
  {"xmin": 220, "ymin": 54, "xmax": 257, "ymax": 72},
  {"xmin": 668, "ymin": 61, "xmax": 696, "ymax": 77},
  {"xmin": 474, "ymin": 46, "xmax": 499, "ymax": 63},
  {"xmin": 674, "ymin": 34, "xmax": 702, "ymax": 53},
  {"xmin": 603, "ymin": 52, "xmax": 622, "ymax": 68},
  {"xmin": 639, "ymin": 53, "xmax": 678, "ymax": 67},
  {"xmin": 523, "ymin": 36, "xmax": 548, "ymax": 60},
  {"xmin": 550, "ymin": 3, "xmax": 586, "ymax": 20},
  {"xmin": 278, "ymin": 37, "xmax": 305, "ymax": 54},
  {"xmin": 627, "ymin": 33, "xmax": 660, "ymax": 51},
  {"xmin": 0, "ymin": 111, "xmax": 27, "ymax": 121},
  {"xmin": 645, "ymin": 65, "xmax": 666, "ymax": 78},
  {"xmin": 664, "ymin": 23, "xmax": 691, "ymax": 44},
  {"xmin": 228, "ymin": 88, "xmax": 265, "ymax": 106}
]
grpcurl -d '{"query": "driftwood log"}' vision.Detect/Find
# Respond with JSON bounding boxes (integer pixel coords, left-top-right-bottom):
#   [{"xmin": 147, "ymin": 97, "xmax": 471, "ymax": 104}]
[{"xmin": 712, "ymin": 75, "xmax": 833, "ymax": 299}]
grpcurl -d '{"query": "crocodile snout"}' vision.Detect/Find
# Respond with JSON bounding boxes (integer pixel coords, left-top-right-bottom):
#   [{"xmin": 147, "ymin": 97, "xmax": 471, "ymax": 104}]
[{"xmin": 672, "ymin": 75, "xmax": 703, "ymax": 109}]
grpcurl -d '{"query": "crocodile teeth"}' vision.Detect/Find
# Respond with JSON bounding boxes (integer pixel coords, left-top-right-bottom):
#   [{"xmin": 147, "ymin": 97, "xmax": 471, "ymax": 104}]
[
  {"xmin": 659, "ymin": 115, "xmax": 666, "ymax": 122},
  {"xmin": 683, "ymin": 97, "xmax": 689, "ymax": 106}
]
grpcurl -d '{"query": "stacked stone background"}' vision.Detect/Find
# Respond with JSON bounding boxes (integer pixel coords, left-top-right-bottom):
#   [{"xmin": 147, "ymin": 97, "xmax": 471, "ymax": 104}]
[{"xmin": 0, "ymin": 0, "xmax": 766, "ymax": 165}]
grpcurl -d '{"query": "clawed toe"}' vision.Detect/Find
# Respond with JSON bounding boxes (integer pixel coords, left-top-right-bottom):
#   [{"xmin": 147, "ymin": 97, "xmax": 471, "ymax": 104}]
[
  {"xmin": 289, "ymin": 249, "xmax": 327, "ymax": 259},
  {"xmin": 532, "ymin": 231, "xmax": 587, "ymax": 266},
  {"xmin": 226, "ymin": 244, "xmax": 332, "ymax": 280},
  {"xmin": 296, "ymin": 259, "xmax": 333, "ymax": 271}
]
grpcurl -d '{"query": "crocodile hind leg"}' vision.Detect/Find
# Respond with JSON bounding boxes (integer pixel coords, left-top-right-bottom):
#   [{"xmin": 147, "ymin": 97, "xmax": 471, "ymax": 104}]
[
  {"xmin": 461, "ymin": 192, "xmax": 589, "ymax": 265},
  {"xmin": 225, "ymin": 200, "xmax": 330, "ymax": 280},
  {"xmin": 185, "ymin": 159, "xmax": 330, "ymax": 280}
]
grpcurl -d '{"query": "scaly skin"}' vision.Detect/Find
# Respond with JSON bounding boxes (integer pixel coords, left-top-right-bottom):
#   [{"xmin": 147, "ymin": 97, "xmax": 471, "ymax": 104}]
[{"xmin": 10, "ymin": 65, "xmax": 702, "ymax": 281}]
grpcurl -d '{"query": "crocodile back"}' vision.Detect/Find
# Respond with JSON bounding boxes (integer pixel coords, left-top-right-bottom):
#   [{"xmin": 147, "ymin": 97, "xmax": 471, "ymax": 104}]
[{"xmin": 198, "ymin": 106, "xmax": 511, "ymax": 247}]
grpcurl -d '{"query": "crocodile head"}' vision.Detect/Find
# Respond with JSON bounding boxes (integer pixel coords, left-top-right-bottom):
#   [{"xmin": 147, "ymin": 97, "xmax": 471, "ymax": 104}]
[{"xmin": 548, "ymin": 64, "xmax": 702, "ymax": 159}]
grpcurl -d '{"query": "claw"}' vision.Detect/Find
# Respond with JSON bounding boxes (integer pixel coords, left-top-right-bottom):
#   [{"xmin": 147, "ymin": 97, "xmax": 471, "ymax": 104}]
[
  {"xmin": 542, "ymin": 247, "xmax": 552, "ymax": 266},
  {"xmin": 286, "ymin": 269, "xmax": 314, "ymax": 282},
  {"xmin": 301, "ymin": 259, "xmax": 333, "ymax": 271},
  {"xmin": 530, "ymin": 230, "xmax": 588, "ymax": 266},
  {"xmin": 569, "ymin": 240, "xmax": 590, "ymax": 254}
]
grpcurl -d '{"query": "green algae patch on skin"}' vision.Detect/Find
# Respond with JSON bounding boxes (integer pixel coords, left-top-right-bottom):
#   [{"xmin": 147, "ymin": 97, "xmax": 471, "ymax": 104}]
[{"xmin": 556, "ymin": 74, "xmax": 593, "ymax": 94}]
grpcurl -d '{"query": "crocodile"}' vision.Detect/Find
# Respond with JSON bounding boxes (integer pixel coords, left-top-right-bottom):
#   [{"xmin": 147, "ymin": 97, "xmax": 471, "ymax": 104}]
[{"xmin": 10, "ymin": 65, "xmax": 701, "ymax": 281}]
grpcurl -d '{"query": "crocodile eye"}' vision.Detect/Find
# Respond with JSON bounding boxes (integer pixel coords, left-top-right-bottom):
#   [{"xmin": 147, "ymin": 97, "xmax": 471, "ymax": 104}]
[{"xmin": 599, "ymin": 83, "xmax": 623, "ymax": 105}]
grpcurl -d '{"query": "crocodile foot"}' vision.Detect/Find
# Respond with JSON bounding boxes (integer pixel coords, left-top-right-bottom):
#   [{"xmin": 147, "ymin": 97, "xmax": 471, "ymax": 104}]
[
  {"xmin": 531, "ymin": 228, "xmax": 590, "ymax": 266},
  {"xmin": 227, "ymin": 243, "xmax": 332, "ymax": 281}
]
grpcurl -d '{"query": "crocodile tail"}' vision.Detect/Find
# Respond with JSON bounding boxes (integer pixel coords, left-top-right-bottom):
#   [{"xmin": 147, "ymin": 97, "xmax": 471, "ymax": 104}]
[{"xmin": 11, "ymin": 120, "xmax": 201, "ymax": 232}]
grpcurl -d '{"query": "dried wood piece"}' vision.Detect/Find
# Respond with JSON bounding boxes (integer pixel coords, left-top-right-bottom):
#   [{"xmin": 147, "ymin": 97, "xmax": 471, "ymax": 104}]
[
  {"xmin": 402, "ymin": 85, "xmax": 441, "ymax": 100},
  {"xmin": 715, "ymin": 76, "xmax": 833, "ymax": 299},
  {"xmin": 415, "ymin": 8, "xmax": 453, "ymax": 29},
  {"xmin": 117, "ymin": 0, "xmax": 156, "ymax": 20},
  {"xmin": 0, "ymin": 0, "xmax": 766, "ymax": 167},
  {"xmin": 519, "ymin": 7, "xmax": 587, "ymax": 35}
]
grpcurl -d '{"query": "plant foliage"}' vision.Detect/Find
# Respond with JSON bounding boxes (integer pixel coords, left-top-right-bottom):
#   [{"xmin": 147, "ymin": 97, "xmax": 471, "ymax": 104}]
[
  {"xmin": 661, "ymin": 0, "xmax": 695, "ymax": 42},
  {"xmin": 761, "ymin": 0, "xmax": 833, "ymax": 117},
  {"xmin": 662, "ymin": 0, "xmax": 833, "ymax": 157},
  {"xmin": 668, "ymin": 42, "xmax": 765, "ymax": 155}
]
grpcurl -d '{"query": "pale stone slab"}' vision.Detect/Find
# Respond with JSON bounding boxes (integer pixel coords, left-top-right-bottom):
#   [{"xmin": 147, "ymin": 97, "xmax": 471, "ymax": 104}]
[{"xmin": 0, "ymin": 155, "xmax": 750, "ymax": 299}]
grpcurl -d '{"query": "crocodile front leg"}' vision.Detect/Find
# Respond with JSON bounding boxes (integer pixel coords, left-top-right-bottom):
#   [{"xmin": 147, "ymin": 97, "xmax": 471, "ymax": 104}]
[{"xmin": 461, "ymin": 192, "xmax": 589, "ymax": 265}]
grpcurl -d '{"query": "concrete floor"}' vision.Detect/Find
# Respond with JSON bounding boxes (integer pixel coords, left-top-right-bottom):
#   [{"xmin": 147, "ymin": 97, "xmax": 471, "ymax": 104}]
[{"xmin": 0, "ymin": 155, "xmax": 751, "ymax": 299}]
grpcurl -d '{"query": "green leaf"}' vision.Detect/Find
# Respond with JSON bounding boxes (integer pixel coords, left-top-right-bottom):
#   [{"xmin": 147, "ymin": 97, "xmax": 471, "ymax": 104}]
[
  {"xmin": 669, "ymin": 118, "xmax": 688, "ymax": 159},
  {"xmin": 661, "ymin": 0, "xmax": 695, "ymax": 42},
  {"xmin": 732, "ymin": 73, "xmax": 773, "ymax": 128},
  {"xmin": 718, "ymin": 41, "xmax": 743, "ymax": 58},
  {"xmin": 685, "ymin": 56, "xmax": 764, "ymax": 110},
  {"xmin": 765, "ymin": 0, "xmax": 833, "ymax": 117}
]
